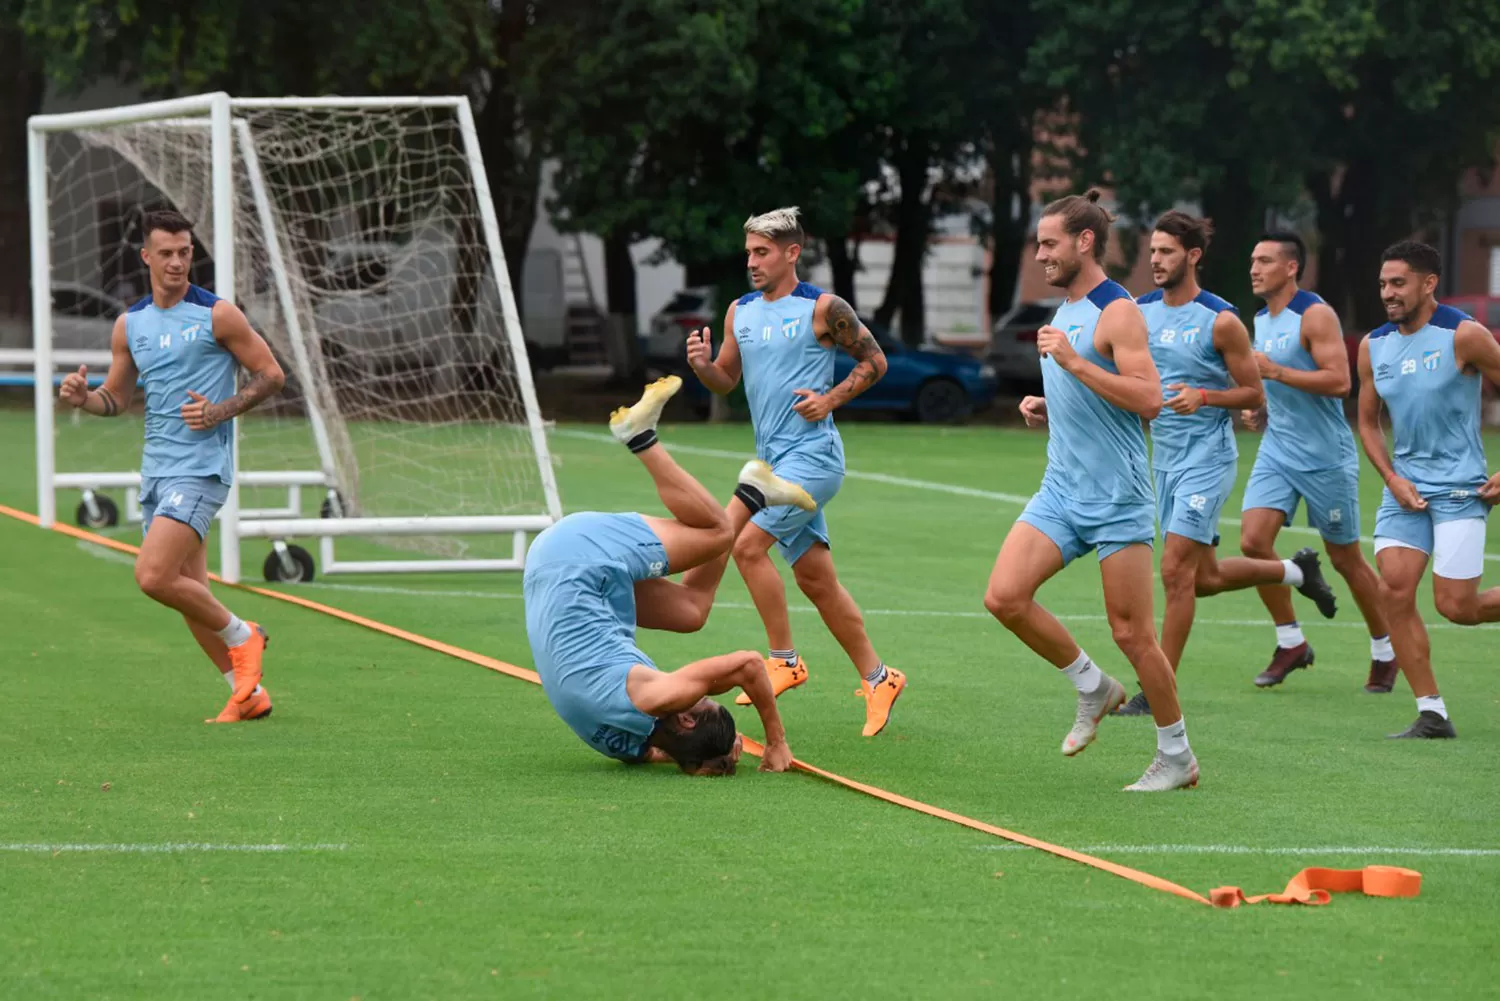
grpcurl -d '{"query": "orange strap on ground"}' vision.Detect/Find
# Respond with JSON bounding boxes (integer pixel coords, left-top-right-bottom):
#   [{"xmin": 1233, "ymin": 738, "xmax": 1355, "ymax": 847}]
[{"xmin": 4, "ymin": 503, "xmax": 1421, "ymax": 909}]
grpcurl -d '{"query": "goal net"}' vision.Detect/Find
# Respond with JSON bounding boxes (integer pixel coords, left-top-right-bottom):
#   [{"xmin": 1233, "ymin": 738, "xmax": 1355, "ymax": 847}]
[{"xmin": 28, "ymin": 94, "xmax": 561, "ymax": 582}]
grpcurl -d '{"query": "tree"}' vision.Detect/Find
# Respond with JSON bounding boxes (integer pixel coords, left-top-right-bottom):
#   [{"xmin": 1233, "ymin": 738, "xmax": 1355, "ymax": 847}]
[
  {"xmin": 520, "ymin": 0, "xmax": 893, "ymax": 342},
  {"xmin": 1029, "ymin": 0, "xmax": 1500, "ymax": 325},
  {"xmin": 0, "ymin": 2, "xmax": 46, "ymax": 323}
]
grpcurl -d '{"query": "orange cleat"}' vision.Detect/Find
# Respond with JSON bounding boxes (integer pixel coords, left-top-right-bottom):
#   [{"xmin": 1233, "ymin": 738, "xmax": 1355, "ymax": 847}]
[
  {"xmin": 735, "ymin": 655, "xmax": 809, "ymax": 705},
  {"xmin": 207, "ymin": 685, "xmax": 273, "ymax": 723},
  {"xmin": 857, "ymin": 667, "xmax": 906, "ymax": 737},
  {"xmin": 228, "ymin": 623, "xmax": 268, "ymax": 703}
]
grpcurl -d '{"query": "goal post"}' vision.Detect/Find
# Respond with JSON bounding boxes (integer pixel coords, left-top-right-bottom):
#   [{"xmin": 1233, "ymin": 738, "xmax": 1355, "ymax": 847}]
[{"xmin": 24, "ymin": 92, "xmax": 562, "ymax": 583}]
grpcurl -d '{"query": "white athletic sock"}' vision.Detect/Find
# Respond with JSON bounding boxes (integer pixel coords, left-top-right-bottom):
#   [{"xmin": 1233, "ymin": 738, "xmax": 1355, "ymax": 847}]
[
  {"xmin": 1156, "ymin": 718, "xmax": 1190, "ymax": 756},
  {"xmin": 770, "ymin": 648, "xmax": 798, "ymax": 666},
  {"xmin": 1371, "ymin": 635, "xmax": 1395, "ymax": 662},
  {"xmin": 1281, "ymin": 559, "xmax": 1305, "ymax": 587},
  {"xmin": 1417, "ymin": 695, "xmax": 1448, "ymax": 719},
  {"xmin": 1275, "ymin": 622, "xmax": 1305, "ymax": 649},
  {"xmin": 217, "ymin": 615, "xmax": 252, "ymax": 648},
  {"xmin": 220, "ymin": 671, "xmax": 263, "ymax": 696},
  {"xmin": 1060, "ymin": 651, "xmax": 1103, "ymax": 694},
  {"xmin": 864, "ymin": 663, "xmax": 888, "ymax": 687}
]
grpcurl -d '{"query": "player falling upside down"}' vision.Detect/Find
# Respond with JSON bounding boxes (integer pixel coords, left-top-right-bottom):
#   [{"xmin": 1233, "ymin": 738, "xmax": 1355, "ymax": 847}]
[
  {"xmin": 524, "ymin": 376, "xmax": 809, "ymax": 773},
  {"xmin": 1240, "ymin": 232, "xmax": 1398, "ymax": 692},
  {"xmin": 1357, "ymin": 240, "xmax": 1500, "ymax": 740},
  {"xmin": 57, "ymin": 209, "xmax": 285, "ymax": 723},
  {"xmin": 686, "ymin": 206, "xmax": 906, "ymax": 737},
  {"xmin": 984, "ymin": 191, "xmax": 1197, "ymax": 791},
  {"xmin": 1114, "ymin": 211, "xmax": 1337, "ymax": 717}
]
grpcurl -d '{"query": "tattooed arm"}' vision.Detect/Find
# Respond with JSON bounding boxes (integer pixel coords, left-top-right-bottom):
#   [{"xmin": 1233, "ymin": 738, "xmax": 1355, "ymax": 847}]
[
  {"xmin": 181, "ymin": 301, "xmax": 286, "ymax": 431},
  {"xmin": 59, "ymin": 315, "xmax": 139, "ymax": 417},
  {"xmin": 792, "ymin": 294, "xmax": 888, "ymax": 422}
]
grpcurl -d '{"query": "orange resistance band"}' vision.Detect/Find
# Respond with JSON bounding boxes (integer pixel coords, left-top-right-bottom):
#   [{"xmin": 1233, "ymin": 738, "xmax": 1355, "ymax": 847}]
[{"xmin": 2, "ymin": 503, "xmax": 1422, "ymax": 910}]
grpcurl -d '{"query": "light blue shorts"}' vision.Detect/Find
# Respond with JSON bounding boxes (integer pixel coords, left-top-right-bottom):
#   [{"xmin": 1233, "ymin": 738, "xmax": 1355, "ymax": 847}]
[
  {"xmin": 1155, "ymin": 461, "xmax": 1237, "ymax": 547},
  {"xmin": 139, "ymin": 475, "xmax": 229, "ymax": 541},
  {"xmin": 524, "ymin": 512, "xmax": 669, "ymax": 762},
  {"xmin": 751, "ymin": 443, "xmax": 844, "ymax": 566},
  {"xmin": 1373, "ymin": 490, "xmax": 1491, "ymax": 556},
  {"xmin": 1018, "ymin": 486, "xmax": 1155, "ymax": 567},
  {"xmin": 1241, "ymin": 452, "xmax": 1361, "ymax": 545}
]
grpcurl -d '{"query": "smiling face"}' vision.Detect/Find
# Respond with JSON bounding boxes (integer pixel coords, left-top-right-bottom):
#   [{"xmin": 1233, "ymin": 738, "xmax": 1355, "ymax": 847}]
[
  {"xmin": 1378, "ymin": 259, "xmax": 1438, "ymax": 326},
  {"xmin": 141, "ymin": 226, "xmax": 194, "ymax": 295},
  {"xmin": 1035, "ymin": 213, "xmax": 1088, "ymax": 290}
]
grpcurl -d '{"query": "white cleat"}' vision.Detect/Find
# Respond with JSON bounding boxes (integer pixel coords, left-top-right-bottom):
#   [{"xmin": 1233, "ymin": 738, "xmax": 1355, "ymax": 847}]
[
  {"xmin": 1061, "ymin": 674, "xmax": 1127, "ymax": 756},
  {"xmin": 1123, "ymin": 750, "xmax": 1200, "ymax": 792},
  {"xmin": 609, "ymin": 376, "xmax": 682, "ymax": 443},
  {"xmin": 737, "ymin": 459, "xmax": 817, "ymax": 512}
]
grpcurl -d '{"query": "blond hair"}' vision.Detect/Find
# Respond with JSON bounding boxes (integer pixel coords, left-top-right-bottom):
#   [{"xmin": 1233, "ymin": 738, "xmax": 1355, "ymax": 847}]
[{"xmin": 743, "ymin": 206, "xmax": 805, "ymax": 246}]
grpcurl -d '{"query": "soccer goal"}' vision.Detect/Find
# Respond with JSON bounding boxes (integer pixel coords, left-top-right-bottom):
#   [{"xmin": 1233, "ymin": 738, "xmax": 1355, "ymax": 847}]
[{"xmin": 23, "ymin": 92, "xmax": 562, "ymax": 583}]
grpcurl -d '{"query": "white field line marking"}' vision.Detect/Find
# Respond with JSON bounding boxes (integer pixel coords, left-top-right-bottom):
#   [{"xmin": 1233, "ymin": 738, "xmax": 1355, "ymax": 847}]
[
  {"xmin": 2, "ymin": 842, "xmax": 348, "ymax": 854},
  {"xmin": 553, "ymin": 428, "xmax": 1500, "ymax": 561},
  {"xmin": 975, "ymin": 843, "xmax": 1500, "ymax": 858},
  {"xmin": 67, "ymin": 543, "xmax": 1495, "ymax": 631},
  {"xmin": 279, "ymin": 578, "xmax": 1493, "ymax": 631}
]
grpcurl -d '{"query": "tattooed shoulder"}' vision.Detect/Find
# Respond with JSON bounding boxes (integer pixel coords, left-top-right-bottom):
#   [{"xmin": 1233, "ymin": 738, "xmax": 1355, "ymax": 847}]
[{"xmin": 822, "ymin": 295, "xmax": 879, "ymax": 359}]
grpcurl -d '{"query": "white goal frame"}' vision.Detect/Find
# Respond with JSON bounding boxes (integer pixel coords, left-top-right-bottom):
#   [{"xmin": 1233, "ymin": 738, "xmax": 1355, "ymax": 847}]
[{"xmin": 25, "ymin": 92, "xmax": 562, "ymax": 583}]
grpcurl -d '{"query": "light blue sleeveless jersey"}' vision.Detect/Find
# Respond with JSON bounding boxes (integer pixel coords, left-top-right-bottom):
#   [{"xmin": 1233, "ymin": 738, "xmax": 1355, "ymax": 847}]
[
  {"xmin": 1253, "ymin": 289, "xmax": 1355, "ymax": 471},
  {"xmin": 1041, "ymin": 280, "xmax": 1152, "ymax": 505},
  {"xmin": 1138, "ymin": 288, "xmax": 1238, "ymax": 471},
  {"xmin": 733, "ymin": 282, "xmax": 843, "ymax": 465},
  {"xmin": 126, "ymin": 285, "xmax": 237, "ymax": 484},
  {"xmin": 1368, "ymin": 304, "xmax": 1487, "ymax": 498}
]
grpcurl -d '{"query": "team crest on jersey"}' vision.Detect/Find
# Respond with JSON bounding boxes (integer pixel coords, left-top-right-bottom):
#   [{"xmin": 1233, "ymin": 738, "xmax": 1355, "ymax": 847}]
[
  {"xmin": 1422, "ymin": 349, "xmax": 1442, "ymax": 371},
  {"xmin": 781, "ymin": 317, "xmax": 801, "ymax": 340},
  {"xmin": 1066, "ymin": 324, "xmax": 1083, "ymax": 345},
  {"xmin": 180, "ymin": 323, "xmax": 204, "ymax": 342},
  {"xmin": 1181, "ymin": 325, "xmax": 1200, "ymax": 343}
]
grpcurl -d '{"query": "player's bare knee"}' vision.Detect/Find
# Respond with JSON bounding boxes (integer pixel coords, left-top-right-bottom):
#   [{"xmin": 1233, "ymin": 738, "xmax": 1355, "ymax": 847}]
[
  {"xmin": 983, "ymin": 587, "xmax": 1030, "ymax": 625},
  {"xmin": 1109, "ymin": 620, "xmax": 1155, "ymax": 661},
  {"xmin": 1239, "ymin": 536, "xmax": 1275, "ymax": 560},
  {"xmin": 793, "ymin": 562, "xmax": 837, "ymax": 604},
  {"xmin": 731, "ymin": 531, "xmax": 767, "ymax": 567},
  {"xmin": 1326, "ymin": 544, "xmax": 1364, "ymax": 578},
  {"xmin": 1377, "ymin": 576, "xmax": 1417, "ymax": 611},
  {"xmin": 1159, "ymin": 559, "xmax": 1196, "ymax": 601},
  {"xmin": 1434, "ymin": 590, "xmax": 1480, "ymax": 626},
  {"xmin": 133, "ymin": 561, "xmax": 174, "ymax": 600}
]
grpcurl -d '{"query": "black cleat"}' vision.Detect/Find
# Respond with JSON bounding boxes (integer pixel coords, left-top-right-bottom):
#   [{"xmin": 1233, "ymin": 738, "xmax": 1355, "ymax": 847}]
[
  {"xmin": 1254, "ymin": 642, "xmax": 1314, "ymax": 687},
  {"xmin": 1291, "ymin": 548, "xmax": 1338, "ymax": 619},
  {"xmin": 1364, "ymin": 658, "xmax": 1400, "ymax": 694},
  {"xmin": 1110, "ymin": 689, "xmax": 1152, "ymax": 716},
  {"xmin": 1387, "ymin": 710, "xmax": 1456, "ymax": 740}
]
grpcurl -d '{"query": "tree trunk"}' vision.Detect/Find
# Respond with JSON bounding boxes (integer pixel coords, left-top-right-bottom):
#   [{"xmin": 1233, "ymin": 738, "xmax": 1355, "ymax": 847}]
[
  {"xmin": 825, "ymin": 230, "xmax": 857, "ymax": 307},
  {"xmin": 1197, "ymin": 158, "xmax": 1262, "ymax": 313},
  {"xmin": 877, "ymin": 141, "xmax": 932, "ymax": 347},
  {"xmin": 602, "ymin": 232, "xmax": 643, "ymax": 381},
  {"xmin": 1306, "ymin": 168, "xmax": 1346, "ymax": 317},
  {"xmin": 0, "ymin": 28, "xmax": 46, "ymax": 322},
  {"xmin": 987, "ymin": 122, "xmax": 1033, "ymax": 323},
  {"xmin": 475, "ymin": 60, "xmax": 540, "ymax": 329}
]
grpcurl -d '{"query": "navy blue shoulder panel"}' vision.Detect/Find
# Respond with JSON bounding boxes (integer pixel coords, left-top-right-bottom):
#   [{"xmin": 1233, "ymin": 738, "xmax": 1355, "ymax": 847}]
[
  {"xmin": 736, "ymin": 290, "xmax": 764, "ymax": 306},
  {"xmin": 1086, "ymin": 279, "xmax": 1132, "ymax": 310},
  {"xmin": 127, "ymin": 295, "xmax": 153, "ymax": 313},
  {"xmin": 1194, "ymin": 289, "xmax": 1238, "ymax": 315},
  {"xmin": 1287, "ymin": 289, "xmax": 1324, "ymax": 316},
  {"xmin": 1368, "ymin": 322, "xmax": 1398, "ymax": 340},
  {"xmin": 184, "ymin": 284, "xmax": 221, "ymax": 308},
  {"xmin": 1430, "ymin": 304, "xmax": 1471, "ymax": 330},
  {"xmin": 791, "ymin": 281, "xmax": 824, "ymax": 301},
  {"xmin": 1136, "ymin": 289, "xmax": 1164, "ymax": 305}
]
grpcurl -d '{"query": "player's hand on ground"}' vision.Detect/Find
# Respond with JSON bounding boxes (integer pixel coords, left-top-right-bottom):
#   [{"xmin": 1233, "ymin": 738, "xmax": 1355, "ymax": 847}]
[
  {"xmin": 686, "ymin": 327, "xmax": 714, "ymax": 371},
  {"xmin": 792, "ymin": 389, "xmax": 833, "ymax": 422},
  {"xmin": 58, "ymin": 365, "xmax": 89, "ymax": 408},
  {"xmin": 1386, "ymin": 475, "xmax": 1428, "ymax": 512},
  {"xmin": 1165, "ymin": 383, "xmax": 1204, "ymax": 415},
  {"xmin": 1253, "ymin": 351, "xmax": 1282, "ymax": 381},
  {"xmin": 1477, "ymin": 471, "xmax": 1500, "ymax": 503},
  {"xmin": 1240, "ymin": 407, "xmax": 1265, "ymax": 431},
  {"xmin": 181, "ymin": 390, "xmax": 220, "ymax": 431},
  {"xmin": 758, "ymin": 739, "xmax": 793, "ymax": 773},
  {"xmin": 1035, "ymin": 325, "xmax": 1079, "ymax": 371},
  {"xmin": 1019, "ymin": 395, "xmax": 1048, "ymax": 428}
]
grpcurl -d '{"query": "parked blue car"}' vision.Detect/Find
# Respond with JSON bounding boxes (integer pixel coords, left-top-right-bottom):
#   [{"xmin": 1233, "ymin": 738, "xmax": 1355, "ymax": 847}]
[{"xmin": 672, "ymin": 317, "xmax": 998, "ymax": 423}]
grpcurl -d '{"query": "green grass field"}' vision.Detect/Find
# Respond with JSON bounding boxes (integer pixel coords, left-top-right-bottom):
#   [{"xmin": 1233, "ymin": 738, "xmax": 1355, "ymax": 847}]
[{"xmin": 3, "ymin": 410, "xmax": 1499, "ymax": 999}]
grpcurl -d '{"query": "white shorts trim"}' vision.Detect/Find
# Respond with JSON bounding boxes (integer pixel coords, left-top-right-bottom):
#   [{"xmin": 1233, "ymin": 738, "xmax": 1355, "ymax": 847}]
[
  {"xmin": 1373, "ymin": 536, "xmax": 1424, "ymax": 555},
  {"xmin": 1433, "ymin": 518, "xmax": 1487, "ymax": 580}
]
